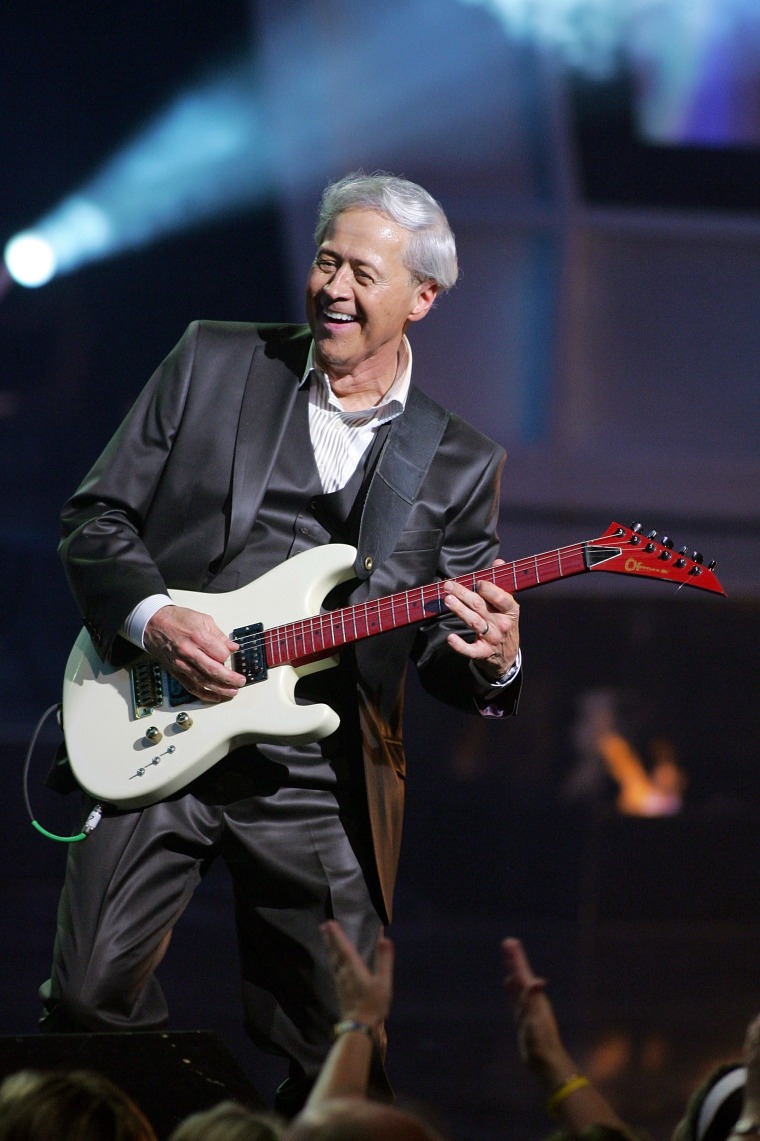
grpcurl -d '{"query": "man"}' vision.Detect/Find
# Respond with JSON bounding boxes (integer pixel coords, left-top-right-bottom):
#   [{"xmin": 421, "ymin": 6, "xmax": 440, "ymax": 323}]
[{"xmin": 42, "ymin": 172, "xmax": 521, "ymax": 1112}]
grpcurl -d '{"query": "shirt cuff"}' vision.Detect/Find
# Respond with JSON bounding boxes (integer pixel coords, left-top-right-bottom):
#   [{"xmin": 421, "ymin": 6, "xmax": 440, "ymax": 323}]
[
  {"xmin": 469, "ymin": 647, "xmax": 522, "ymax": 693},
  {"xmin": 121, "ymin": 594, "xmax": 174, "ymax": 649}
]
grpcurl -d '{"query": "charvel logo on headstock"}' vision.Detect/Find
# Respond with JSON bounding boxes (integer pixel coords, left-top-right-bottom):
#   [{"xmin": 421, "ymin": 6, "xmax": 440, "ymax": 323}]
[{"xmin": 625, "ymin": 557, "xmax": 671, "ymax": 576}]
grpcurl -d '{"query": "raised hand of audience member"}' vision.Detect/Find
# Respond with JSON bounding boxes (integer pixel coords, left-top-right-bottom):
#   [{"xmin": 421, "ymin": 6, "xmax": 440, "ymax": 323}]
[
  {"xmin": 301, "ymin": 921, "xmax": 394, "ymax": 1109},
  {"xmin": 502, "ymin": 936, "xmax": 631, "ymax": 1135}
]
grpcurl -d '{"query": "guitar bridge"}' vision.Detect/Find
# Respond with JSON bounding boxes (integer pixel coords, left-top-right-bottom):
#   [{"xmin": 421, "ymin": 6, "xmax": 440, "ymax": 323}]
[{"xmin": 231, "ymin": 622, "xmax": 268, "ymax": 684}]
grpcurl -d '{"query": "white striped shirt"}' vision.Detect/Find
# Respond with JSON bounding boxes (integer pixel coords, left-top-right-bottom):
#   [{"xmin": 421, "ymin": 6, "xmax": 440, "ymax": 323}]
[{"xmin": 303, "ymin": 336, "xmax": 412, "ymax": 493}]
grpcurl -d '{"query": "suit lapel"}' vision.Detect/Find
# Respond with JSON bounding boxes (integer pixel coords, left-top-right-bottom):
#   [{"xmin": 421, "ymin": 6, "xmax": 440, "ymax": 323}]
[
  {"xmin": 354, "ymin": 383, "xmax": 449, "ymax": 579},
  {"xmin": 222, "ymin": 332, "xmax": 308, "ymax": 571}
]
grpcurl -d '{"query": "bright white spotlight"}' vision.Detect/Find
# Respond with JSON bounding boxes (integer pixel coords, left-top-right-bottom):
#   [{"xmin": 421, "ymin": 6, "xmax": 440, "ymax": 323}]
[
  {"xmin": 4, "ymin": 232, "xmax": 57, "ymax": 288},
  {"xmin": 2, "ymin": 60, "xmax": 273, "ymax": 288}
]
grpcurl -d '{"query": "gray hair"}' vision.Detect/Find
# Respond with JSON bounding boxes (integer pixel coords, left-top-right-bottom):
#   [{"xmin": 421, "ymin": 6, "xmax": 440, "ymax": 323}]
[{"xmin": 314, "ymin": 171, "xmax": 459, "ymax": 292}]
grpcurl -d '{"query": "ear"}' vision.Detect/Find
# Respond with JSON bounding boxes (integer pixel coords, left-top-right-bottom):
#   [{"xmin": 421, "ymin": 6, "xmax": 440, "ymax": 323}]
[{"xmin": 407, "ymin": 280, "xmax": 438, "ymax": 324}]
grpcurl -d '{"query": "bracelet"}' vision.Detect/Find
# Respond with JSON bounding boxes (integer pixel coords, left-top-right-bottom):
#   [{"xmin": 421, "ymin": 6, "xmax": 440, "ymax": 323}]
[
  {"xmin": 547, "ymin": 1074, "xmax": 590, "ymax": 1117},
  {"xmin": 333, "ymin": 1019, "xmax": 374, "ymax": 1040}
]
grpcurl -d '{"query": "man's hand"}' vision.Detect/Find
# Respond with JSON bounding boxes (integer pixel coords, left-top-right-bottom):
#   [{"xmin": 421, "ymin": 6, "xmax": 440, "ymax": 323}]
[
  {"xmin": 144, "ymin": 605, "xmax": 246, "ymax": 703},
  {"xmin": 443, "ymin": 558, "xmax": 520, "ymax": 680}
]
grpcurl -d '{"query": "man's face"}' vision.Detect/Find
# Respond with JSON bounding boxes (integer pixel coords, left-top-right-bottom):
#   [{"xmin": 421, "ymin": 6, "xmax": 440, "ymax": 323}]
[{"xmin": 305, "ymin": 208, "xmax": 437, "ymax": 380}]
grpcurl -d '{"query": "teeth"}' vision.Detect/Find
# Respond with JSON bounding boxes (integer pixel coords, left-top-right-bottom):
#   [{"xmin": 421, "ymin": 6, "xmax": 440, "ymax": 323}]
[{"xmin": 324, "ymin": 310, "xmax": 354, "ymax": 322}]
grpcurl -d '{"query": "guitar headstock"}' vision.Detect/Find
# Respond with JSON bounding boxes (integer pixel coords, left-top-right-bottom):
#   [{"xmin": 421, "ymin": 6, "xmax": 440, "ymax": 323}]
[{"xmin": 587, "ymin": 522, "xmax": 726, "ymax": 595}]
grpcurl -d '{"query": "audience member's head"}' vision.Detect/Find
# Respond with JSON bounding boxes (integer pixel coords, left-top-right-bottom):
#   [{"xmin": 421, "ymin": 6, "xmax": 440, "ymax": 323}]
[
  {"xmin": 672, "ymin": 1063, "xmax": 746, "ymax": 1141},
  {"xmin": 0, "ymin": 1068, "xmax": 156, "ymax": 1140},
  {"xmin": 167, "ymin": 1099, "xmax": 284, "ymax": 1141},
  {"xmin": 284, "ymin": 1096, "xmax": 446, "ymax": 1141}
]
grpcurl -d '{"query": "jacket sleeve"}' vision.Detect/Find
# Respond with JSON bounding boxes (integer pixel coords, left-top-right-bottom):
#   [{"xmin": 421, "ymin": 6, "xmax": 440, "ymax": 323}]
[
  {"xmin": 410, "ymin": 435, "xmax": 521, "ymax": 717},
  {"xmin": 58, "ymin": 321, "xmax": 201, "ymax": 661}
]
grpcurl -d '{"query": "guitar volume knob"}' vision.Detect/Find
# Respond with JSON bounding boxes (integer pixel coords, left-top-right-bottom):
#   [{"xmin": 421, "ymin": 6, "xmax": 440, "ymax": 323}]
[
  {"xmin": 175, "ymin": 712, "xmax": 193, "ymax": 731},
  {"xmin": 145, "ymin": 726, "xmax": 162, "ymax": 744}
]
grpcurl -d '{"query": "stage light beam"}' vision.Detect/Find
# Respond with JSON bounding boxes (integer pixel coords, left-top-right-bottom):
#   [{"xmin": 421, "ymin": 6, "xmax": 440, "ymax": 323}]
[{"xmin": 3, "ymin": 60, "xmax": 273, "ymax": 288}]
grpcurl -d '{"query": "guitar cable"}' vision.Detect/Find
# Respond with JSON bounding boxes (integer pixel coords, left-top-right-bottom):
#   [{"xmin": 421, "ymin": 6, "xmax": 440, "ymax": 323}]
[{"xmin": 22, "ymin": 703, "xmax": 103, "ymax": 843}]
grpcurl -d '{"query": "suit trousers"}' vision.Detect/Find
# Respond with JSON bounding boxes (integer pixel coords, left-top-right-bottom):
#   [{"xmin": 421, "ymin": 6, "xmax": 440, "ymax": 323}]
[{"xmin": 39, "ymin": 779, "xmax": 387, "ymax": 1106}]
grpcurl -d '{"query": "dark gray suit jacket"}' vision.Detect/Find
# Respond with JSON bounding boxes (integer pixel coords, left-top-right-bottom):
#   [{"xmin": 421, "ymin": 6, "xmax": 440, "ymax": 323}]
[{"xmin": 59, "ymin": 320, "xmax": 520, "ymax": 919}]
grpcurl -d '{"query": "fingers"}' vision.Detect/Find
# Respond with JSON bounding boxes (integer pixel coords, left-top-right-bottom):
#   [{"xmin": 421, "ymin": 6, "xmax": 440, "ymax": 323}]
[
  {"xmin": 374, "ymin": 931, "xmax": 395, "ymax": 992},
  {"xmin": 502, "ymin": 937, "xmax": 547, "ymax": 1002},
  {"xmin": 320, "ymin": 921, "xmax": 394, "ymax": 1026},
  {"xmin": 144, "ymin": 605, "xmax": 246, "ymax": 702},
  {"xmin": 321, "ymin": 919, "xmax": 367, "ymax": 973},
  {"xmin": 442, "ymin": 577, "xmax": 492, "ymax": 632},
  {"xmin": 320, "ymin": 921, "xmax": 394, "ymax": 980},
  {"xmin": 503, "ymin": 937, "xmax": 539, "ymax": 984},
  {"xmin": 443, "ymin": 574, "xmax": 520, "ymax": 677}
]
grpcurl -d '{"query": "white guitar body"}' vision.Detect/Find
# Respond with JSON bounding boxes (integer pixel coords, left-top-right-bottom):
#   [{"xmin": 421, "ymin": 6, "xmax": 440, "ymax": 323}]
[
  {"xmin": 61, "ymin": 520, "xmax": 725, "ymax": 812},
  {"xmin": 62, "ymin": 544, "xmax": 358, "ymax": 810}
]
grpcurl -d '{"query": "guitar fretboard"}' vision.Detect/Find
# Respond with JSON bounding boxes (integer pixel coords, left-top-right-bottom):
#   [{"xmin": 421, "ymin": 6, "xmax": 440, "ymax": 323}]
[{"xmin": 255, "ymin": 539, "xmax": 592, "ymax": 669}]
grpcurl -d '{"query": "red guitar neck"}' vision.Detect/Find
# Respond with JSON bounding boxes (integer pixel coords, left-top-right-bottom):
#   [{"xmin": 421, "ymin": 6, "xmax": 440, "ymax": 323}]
[{"xmin": 260, "ymin": 522, "xmax": 724, "ymax": 669}]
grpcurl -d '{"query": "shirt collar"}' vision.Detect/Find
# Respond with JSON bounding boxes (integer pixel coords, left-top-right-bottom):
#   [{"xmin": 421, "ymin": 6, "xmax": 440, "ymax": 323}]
[{"xmin": 301, "ymin": 336, "xmax": 413, "ymax": 417}]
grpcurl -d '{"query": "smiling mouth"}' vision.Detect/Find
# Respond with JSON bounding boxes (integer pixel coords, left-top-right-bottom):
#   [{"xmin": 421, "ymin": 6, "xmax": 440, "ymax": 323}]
[{"xmin": 320, "ymin": 307, "xmax": 358, "ymax": 326}]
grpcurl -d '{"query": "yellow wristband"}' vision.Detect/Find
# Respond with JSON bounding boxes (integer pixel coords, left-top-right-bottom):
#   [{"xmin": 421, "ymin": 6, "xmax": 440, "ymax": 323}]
[{"xmin": 547, "ymin": 1074, "xmax": 590, "ymax": 1117}]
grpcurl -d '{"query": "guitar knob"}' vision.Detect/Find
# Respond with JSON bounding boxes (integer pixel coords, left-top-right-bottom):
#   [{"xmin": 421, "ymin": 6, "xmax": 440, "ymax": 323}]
[
  {"xmin": 145, "ymin": 726, "xmax": 162, "ymax": 744},
  {"xmin": 175, "ymin": 712, "xmax": 193, "ymax": 731}
]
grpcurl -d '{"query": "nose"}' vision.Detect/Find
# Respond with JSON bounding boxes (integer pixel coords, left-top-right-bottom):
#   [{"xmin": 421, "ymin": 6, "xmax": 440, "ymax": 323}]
[{"xmin": 322, "ymin": 262, "xmax": 352, "ymax": 297}]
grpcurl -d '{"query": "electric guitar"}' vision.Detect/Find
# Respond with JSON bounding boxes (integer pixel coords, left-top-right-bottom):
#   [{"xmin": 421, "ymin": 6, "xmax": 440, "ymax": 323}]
[{"xmin": 62, "ymin": 522, "xmax": 724, "ymax": 809}]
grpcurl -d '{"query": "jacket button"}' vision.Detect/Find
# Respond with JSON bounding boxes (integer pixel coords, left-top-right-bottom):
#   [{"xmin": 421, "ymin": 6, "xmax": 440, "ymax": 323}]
[{"xmin": 364, "ymin": 555, "xmax": 373, "ymax": 572}]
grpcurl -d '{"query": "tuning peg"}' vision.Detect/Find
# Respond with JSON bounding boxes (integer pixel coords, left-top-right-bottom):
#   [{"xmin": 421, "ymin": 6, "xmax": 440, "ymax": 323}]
[
  {"xmin": 708, "ymin": 559, "xmax": 717, "ymax": 571},
  {"xmin": 692, "ymin": 551, "xmax": 703, "ymax": 565},
  {"xmin": 662, "ymin": 537, "xmax": 674, "ymax": 549},
  {"xmin": 632, "ymin": 522, "xmax": 643, "ymax": 533},
  {"xmin": 679, "ymin": 546, "xmax": 688, "ymax": 555},
  {"xmin": 647, "ymin": 530, "xmax": 657, "ymax": 539}
]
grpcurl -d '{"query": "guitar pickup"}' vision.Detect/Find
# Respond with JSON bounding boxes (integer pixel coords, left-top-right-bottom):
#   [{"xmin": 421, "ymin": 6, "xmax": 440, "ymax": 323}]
[
  {"xmin": 231, "ymin": 623, "xmax": 268, "ymax": 684},
  {"xmin": 130, "ymin": 658, "xmax": 165, "ymax": 718}
]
